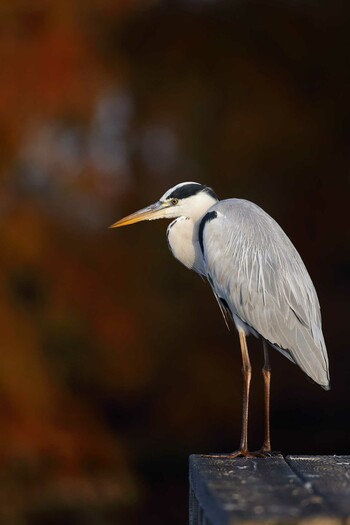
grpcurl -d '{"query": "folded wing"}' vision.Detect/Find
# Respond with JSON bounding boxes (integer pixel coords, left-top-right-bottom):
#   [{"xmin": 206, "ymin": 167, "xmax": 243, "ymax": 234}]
[{"xmin": 200, "ymin": 199, "xmax": 330, "ymax": 389}]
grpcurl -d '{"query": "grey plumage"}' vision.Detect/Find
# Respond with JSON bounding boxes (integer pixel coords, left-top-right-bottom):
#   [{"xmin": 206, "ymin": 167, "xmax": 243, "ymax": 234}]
[{"xmin": 199, "ymin": 198, "xmax": 329, "ymax": 389}]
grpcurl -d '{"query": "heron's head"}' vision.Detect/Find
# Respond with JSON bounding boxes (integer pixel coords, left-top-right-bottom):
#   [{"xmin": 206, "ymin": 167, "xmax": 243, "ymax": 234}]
[{"xmin": 110, "ymin": 182, "xmax": 219, "ymax": 228}]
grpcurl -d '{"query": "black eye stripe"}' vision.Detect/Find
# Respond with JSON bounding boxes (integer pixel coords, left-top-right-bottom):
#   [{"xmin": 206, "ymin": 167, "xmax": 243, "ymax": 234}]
[{"xmin": 167, "ymin": 184, "xmax": 218, "ymax": 201}]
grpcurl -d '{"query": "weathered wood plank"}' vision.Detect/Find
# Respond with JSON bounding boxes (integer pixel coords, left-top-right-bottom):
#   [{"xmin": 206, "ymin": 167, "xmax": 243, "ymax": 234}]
[
  {"xmin": 189, "ymin": 454, "xmax": 343, "ymax": 525},
  {"xmin": 286, "ymin": 455, "xmax": 350, "ymax": 516}
]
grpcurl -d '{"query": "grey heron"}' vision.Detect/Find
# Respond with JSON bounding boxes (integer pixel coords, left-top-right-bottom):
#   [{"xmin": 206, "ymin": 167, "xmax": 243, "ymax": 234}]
[{"xmin": 110, "ymin": 182, "xmax": 330, "ymax": 457}]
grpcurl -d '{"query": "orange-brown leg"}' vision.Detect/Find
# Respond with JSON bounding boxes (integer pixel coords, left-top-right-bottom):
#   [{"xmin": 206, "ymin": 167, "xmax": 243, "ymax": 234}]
[
  {"xmin": 252, "ymin": 340, "xmax": 279, "ymax": 456},
  {"xmin": 236, "ymin": 328, "xmax": 252, "ymax": 455},
  {"xmin": 260, "ymin": 341, "xmax": 272, "ymax": 453},
  {"xmin": 204, "ymin": 328, "xmax": 256, "ymax": 458}
]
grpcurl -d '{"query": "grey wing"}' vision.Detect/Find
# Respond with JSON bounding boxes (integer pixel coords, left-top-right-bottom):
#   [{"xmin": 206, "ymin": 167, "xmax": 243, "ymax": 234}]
[{"xmin": 200, "ymin": 199, "xmax": 330, "ymax": 389}]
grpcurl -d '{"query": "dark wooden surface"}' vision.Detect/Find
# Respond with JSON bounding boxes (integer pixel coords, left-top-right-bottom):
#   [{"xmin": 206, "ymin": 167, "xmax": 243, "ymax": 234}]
[{"xmin": 189, "ymin": 454, "xmax": 350, "ymax": 524}]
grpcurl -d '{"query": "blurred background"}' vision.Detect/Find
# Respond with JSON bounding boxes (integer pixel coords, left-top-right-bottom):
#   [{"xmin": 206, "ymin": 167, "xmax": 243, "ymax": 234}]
[{"xmin": 0, "ymin": 0, "xmax": 349, "ymax": 523}]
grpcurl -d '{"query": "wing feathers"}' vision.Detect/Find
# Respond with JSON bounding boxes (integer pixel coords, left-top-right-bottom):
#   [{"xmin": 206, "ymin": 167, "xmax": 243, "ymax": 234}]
[{"xmin": 200, "ymin": 199, "xmax": 330, "ymax": 388}]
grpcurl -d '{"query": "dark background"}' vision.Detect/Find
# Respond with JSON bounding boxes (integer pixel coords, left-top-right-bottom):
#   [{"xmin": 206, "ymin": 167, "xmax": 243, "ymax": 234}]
[{"xmin": 0, "ymin": 1, "xmax": 349, "ymax": 523}]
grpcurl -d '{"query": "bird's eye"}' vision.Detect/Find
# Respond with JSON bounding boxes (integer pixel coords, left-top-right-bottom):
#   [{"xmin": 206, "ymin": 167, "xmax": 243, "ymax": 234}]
[{"xmin": 170, "ymin": 198, "xmax": 179, "ymax": 205}]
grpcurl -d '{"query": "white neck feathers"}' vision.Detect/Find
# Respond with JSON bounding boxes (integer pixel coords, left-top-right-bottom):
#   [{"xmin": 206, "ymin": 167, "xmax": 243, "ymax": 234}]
[{"xmin": 166, "ymin": 191, "xmax": 217, "ymax": 274}]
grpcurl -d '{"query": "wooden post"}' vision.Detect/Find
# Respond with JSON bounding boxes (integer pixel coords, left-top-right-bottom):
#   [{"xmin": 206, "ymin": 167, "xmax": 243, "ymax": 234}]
[{"xmin": 189, "ymin": 454, "xmax": 350, "ymax": 524}]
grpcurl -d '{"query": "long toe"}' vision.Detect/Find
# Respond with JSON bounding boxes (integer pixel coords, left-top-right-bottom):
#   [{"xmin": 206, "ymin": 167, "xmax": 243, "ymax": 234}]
[
  {"xmin": 252, "ymin": 448, "xmax": 282, "ymax": 458},
  {"xmin": 201, "ymin": 449, "xmax": 258, "ymax": 459}
]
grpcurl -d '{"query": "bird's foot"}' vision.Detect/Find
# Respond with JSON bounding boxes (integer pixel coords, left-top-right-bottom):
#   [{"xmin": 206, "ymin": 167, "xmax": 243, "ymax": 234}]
[
  {"xmin": 201, "ymin": 448, "xmax": 281, "ymax": 459},
  {"xmin": 251, "ymin": 448, "xmax": 281, "ymax": 458},
  {"xmin": 201, "ymin": 449, "xmax": 259, "ymax": 459}
]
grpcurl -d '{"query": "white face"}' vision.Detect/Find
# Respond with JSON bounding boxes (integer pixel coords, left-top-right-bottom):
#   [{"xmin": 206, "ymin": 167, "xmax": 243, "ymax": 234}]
[
  {"xmin": 158, "ymin": 182, "xmax": 203, "ymax": 219},
  {"xmin": 159, "ymin": 182, "xmax": 218, "ymax": 221}
]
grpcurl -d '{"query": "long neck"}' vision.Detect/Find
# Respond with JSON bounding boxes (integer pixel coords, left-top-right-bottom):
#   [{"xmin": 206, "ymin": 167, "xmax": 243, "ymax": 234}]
[
  {"xmin": 166, "ymin": 192, "xmax": 218, "ymax": 274},
  {"xmin": 167, "ymin": 217, "xmax": 205, "ymax": 274}
]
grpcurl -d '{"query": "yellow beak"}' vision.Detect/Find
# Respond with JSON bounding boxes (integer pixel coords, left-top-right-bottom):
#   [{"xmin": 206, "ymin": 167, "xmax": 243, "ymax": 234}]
[{"xmin": 109, "ymin": 201, "xmax": 169, "ymax": 228}]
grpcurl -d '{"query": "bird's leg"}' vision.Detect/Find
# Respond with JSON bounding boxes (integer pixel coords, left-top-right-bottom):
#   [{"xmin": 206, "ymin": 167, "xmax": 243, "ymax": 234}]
[
  {"xmin": 203, "ymin": 330, "xmax": 276, "ymax": 459},
  {"xmin": 237, "ymin": 328, "xmax": 252, "ymax": 454},
  {"xmin": 250, "ymin": 341, "xmax": 279, "ymax": 457},
  {"xmin": 260, "ymin": 341, "xmax": 272, "ymax": 454},
  {"xmin": 201, "ymin": 328, "xmax": 254, "ymax": 459}
]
